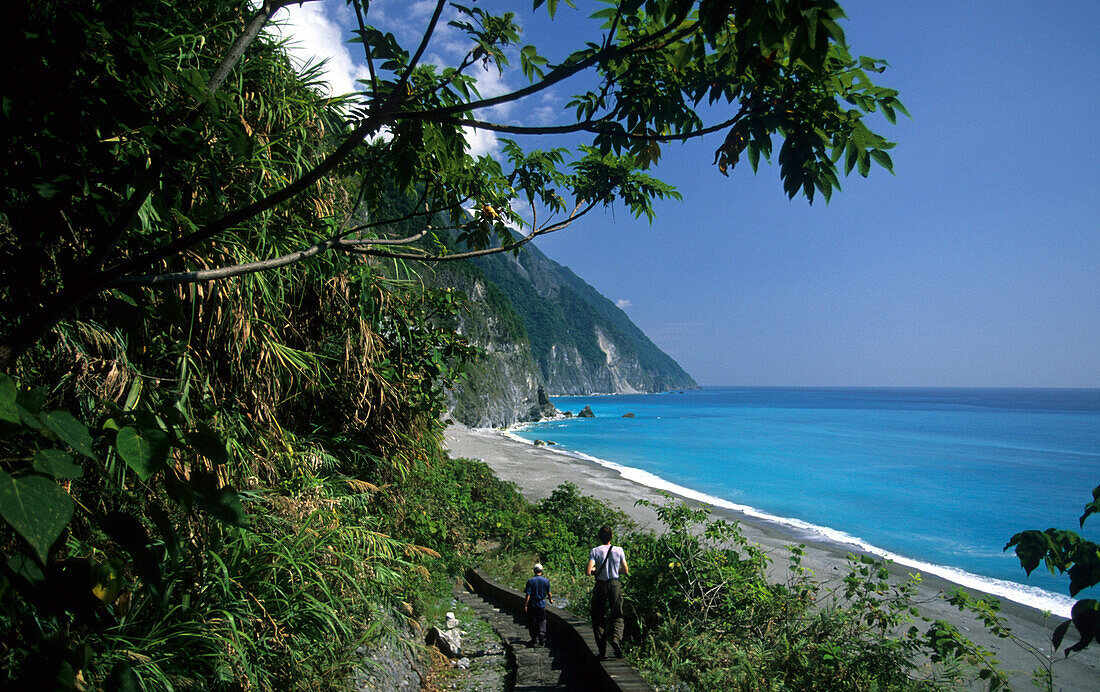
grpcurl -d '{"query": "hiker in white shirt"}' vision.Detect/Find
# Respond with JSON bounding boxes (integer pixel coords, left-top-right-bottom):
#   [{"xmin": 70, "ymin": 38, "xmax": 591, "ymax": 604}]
[{"xmin": 586, "ymin": 524, "xmax": 629, "ymax": 659}]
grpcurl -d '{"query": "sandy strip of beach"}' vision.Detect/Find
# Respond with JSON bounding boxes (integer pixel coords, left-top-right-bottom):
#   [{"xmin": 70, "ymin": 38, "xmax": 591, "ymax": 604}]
[{"xmin": 444, "ymin": 423, "xmax": 1100, "ymax": 690}]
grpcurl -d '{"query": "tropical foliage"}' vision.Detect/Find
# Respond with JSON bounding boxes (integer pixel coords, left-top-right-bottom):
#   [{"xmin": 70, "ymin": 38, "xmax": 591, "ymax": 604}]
[{"xmin": 1005, "ymin": 486, "xmax": 1100, "ymax": 657}]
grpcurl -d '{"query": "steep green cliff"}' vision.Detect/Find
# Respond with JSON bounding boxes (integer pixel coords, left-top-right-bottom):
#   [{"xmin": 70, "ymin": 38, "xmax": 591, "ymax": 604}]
[
  {"xmin": 472, "ymin": 244, "xmax": 697, "ymax": 395},
  {"xmin": 420, "ymin": 259, "xmax": 554, "ymax": 427},
  {"xmin": 421, "ymin": 238, "xmax": 697, "ymax": 427}
]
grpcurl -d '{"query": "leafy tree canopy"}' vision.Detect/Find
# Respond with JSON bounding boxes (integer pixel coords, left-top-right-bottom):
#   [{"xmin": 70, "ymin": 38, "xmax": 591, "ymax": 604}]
[{"xmin": 0, "ymin": 0, "xmax": 905, "ymax": 367}]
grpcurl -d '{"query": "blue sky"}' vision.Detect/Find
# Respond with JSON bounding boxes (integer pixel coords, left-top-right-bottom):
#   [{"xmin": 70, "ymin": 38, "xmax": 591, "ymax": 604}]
[{"xmin": 282, "ymin": 1, "xmax": 1099, "ymax": 387}]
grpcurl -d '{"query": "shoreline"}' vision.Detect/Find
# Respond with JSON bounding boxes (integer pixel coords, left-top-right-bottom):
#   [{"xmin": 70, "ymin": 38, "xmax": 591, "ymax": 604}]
[
  {"xmin": 501, "ymin": 427, "xmax": 1076, "ymax": 619},
  {"xmin": 444, "ymin": 423, "xmax": 1100, "ymax": 690}
]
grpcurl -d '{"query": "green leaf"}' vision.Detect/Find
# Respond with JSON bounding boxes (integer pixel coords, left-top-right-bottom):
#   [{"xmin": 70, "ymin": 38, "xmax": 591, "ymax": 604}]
[
  {"xmin": 0, "ymin": 470, "xmax": 74, "ymax": 563},
  {"xmin": 16, "ymin": 387, "xmax": 46, "ymax": 417},
  {"xmin": 116, "ymin": 427, "xmax": 171, "ymax": 481},
  {"xmin": 106, "ymin": 662, "xmax": 141, "ymax": 692},
  {"xmin": 869, "ymin": 149, "xmax": 894, "ymax": 173},
  {"xmin": 7, "ymin": 553, "xmax": 45, "ymax": 583},
  {"xmin": 1005, "ymin": 530, "xmax": 1051, "ymax": 575},
  {"xmin": 1051, "ymin": 618, "xmax": 1072, "ymax": 651},
  {"xmin": 42, "ymin": 410, "xmax": 96, "ymax": 459},
  {"xmin": 857, "ymin": 150, "xmax": 871, "ymax": 177},
  {"xmin": 191, "ymin": 470, "xmax": 249, "ymax": 527},
  {"xmin": 1080, "ymin": 484, "xmax": 1100, "ymax": 528},
  {"xmin": 185, "ymin": 425, "xmax": 229, "ymax": 465},
  {"xmin": 33, "ymin": 449, "xmax": 83, "ymax": 479},
  {"xmin": 0, "ymin": 374, "xmax": 18, "ymax": 428}
]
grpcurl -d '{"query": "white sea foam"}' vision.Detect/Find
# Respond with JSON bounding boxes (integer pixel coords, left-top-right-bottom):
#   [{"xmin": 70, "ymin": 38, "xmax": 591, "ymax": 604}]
[{"xmin": 500, "ymin": 428, "xmax": 1076, "ymax": 618}]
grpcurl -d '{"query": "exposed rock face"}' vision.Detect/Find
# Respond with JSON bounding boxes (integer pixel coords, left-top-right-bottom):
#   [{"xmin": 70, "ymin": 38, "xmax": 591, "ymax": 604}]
[
  {"xmin": 348, "ymin": 608, "xmax": 428, "ymax": 691},
  {"xmin": 472, "ymin": 243, "xmax": 698, "ymax": 397},
  {"xmin": 578, "ymin": 405, "xmax": 595, "ymax": 418},
  {"xmin": 419, "ymin": 232, "xmax": 695, "ymax": 427},
  {"xmin": 423, "ymin": 266, "xmax": 548, "ymax": 428}
]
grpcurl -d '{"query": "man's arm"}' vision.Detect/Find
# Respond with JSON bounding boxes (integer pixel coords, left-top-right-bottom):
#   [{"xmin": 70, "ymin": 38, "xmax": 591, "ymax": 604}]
[
  {"xmin": 586, "ymin": 558, "xmax": 596, "ymax": 576},
  {"xmin": 620, "ymin": 553, "xmax": 629, "ymax": 576}
]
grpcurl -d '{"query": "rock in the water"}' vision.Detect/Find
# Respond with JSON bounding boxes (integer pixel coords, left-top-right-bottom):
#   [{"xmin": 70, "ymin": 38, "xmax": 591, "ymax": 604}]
[
  {"xmin": 578, "ymin": 405, "xmax": 595, "ymax": 418},
  {"xmin": 622, "ymin": 412, "xmax": 635, "ymax": 418},
  {"xmin": 562, "ymin": 411, "xmax": 573, "ymax": 418},
  {"xmin": 534, "ymin": 439, "xmax": 545, "ymax": 446},
  {"xmin": 537, "ymin": 386, "xmax": 556, "ymax": 417}
]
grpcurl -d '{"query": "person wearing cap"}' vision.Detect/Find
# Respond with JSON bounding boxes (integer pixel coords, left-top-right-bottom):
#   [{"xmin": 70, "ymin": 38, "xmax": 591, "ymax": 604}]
[
  {"xmin": 524, "ymin": 563, "xmax": 553, "ymax": 647},
  {"xmin": 586, "ymin": 524, "xmax": 629, "ymax": 659}
]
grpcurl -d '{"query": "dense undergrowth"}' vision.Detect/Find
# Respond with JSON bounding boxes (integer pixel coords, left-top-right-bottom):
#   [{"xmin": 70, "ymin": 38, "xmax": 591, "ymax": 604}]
[{"xmin": 0, "ymin": 1, "xmax": 472, "ymax": 687}]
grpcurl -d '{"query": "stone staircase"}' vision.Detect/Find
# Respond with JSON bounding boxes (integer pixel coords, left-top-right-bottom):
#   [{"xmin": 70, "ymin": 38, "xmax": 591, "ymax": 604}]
[{"xmin": 458, "ymin": 569, "xmax": 653, "ymax": 692}]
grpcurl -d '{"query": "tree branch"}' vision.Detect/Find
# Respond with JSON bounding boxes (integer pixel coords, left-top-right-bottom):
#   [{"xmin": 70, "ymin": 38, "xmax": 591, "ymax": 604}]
[
  {"xmin": 393, "ymin": 14, "xmax": 693, "ymax": 122},
  {"xmin": 98, "ymin": 1, "xmax": 450, "ymax": 285},
  {"xmin": 447, "ymin": 104, "xmax": 751, "ymax": 143},
  {"xmin": 349, "ymin": 200, "xmax": 599, "ymax": 263},
  {"xmin": 388, "ymin": 0, "xmax": 446, "ymax": 102},
  {"xmin": 350, "ymin": 0, "xmax": 378, "ymax": 93}
]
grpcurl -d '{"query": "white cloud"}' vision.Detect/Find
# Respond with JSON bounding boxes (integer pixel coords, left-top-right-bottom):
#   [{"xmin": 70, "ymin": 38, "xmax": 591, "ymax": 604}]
[
  {"xmin": 463, "ymin": 126, "xmax": 501, "ymax": 158},
  {"xmin": 274, "ymin": 2, "xmax": 370, "ymax": 97},
  {"xmin": 270, "ymin": 2, "xmax": 566, "ymax": 159},
  {"xmin": 616, "ymin": 299, "xmax": 632, "ymax": 309}
]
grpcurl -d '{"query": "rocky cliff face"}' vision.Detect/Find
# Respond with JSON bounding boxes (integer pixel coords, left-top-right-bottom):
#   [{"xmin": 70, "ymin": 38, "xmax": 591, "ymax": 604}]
[
  {"xmin": 420, "ymin": 263, "xmax": 554, "ymax": 428},
  {"xmin": 472, "ymin": 244, "xmax": 697, "ymax": 396},
  {"xmin": 421, "ymin": 237, "xmax": 696, "ymax": 427}
]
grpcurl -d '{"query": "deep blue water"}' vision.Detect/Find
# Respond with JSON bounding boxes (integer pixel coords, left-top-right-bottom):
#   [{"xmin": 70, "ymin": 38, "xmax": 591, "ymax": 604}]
[{"xmin": 511, "ymin": 387, "xmax": 1100, "ymax": 615}]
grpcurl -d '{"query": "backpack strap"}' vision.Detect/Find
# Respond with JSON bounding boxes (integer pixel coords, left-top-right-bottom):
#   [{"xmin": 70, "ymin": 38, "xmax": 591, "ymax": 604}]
[{"xmin": 593, "ymin": 545, "xmax": 615, "ymax": 580}]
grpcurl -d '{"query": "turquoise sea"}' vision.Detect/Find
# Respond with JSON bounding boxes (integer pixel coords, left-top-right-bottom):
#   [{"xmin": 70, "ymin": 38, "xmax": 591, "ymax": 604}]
[{"xmin": 510, "ymin": 387, "xmax": 1100, "ymax": 616}]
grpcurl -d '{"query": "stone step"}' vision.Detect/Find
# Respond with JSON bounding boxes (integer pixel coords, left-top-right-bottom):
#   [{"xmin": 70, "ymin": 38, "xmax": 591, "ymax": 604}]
[
  {"xmin": 455, "ymin": 589, "xmax": 593, "ymax": 690},
  {"xmin": 458, "ymin": 570, "xmax": 655, "ymax": 692}
]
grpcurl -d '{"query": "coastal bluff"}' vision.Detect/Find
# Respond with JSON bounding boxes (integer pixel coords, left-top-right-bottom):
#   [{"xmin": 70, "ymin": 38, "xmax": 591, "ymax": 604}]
[{"xmin": 423, "ymin": 234, "xmax": 696, "ymax": 427}]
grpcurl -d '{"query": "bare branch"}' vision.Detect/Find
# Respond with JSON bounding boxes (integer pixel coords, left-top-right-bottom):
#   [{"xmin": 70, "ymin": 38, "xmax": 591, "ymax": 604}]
[
  {"xmin": 447, "ymin": 105, "xmax": 750, "ymax": 143},
  {"xmin": 350, "ymin": 200, "xmax": 600, "ymax": 263},
  {"xmin": 340, "ymin": 230, "xmax": 431, "ymax": 247},
  {"xmin": 101, "ymin": 9, "xmax": 696, "ymax": 287},
  {"xmin": 97, "ymin": 2, "xmax": 453, "ymax": 286},
  {"xmin": 389, "ymin": 1, "xmax": 446, "ymax": 102},
  {"xmin": 109, "ymin": 238, "xmax": 343, "ymax": 286},
  {"xmin": 109, "ymin": 226, "xmax": 444, "ymax": 287},
  {"xmin": 210, "ymin": 1, "xmax": 310, "ymax": 97},
  {"xmin": 338, "ymin": 192, "xmax": 473, "ymax": 240},
  {"xmin": 98, "ymin": 112, "xmax": 388, "ymax": 287}
]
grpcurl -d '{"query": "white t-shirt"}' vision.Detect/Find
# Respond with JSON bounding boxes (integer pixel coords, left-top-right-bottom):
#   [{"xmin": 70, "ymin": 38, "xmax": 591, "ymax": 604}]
[{"xmin": 589, "ymin": 545, "xmax": 625, "ymax": 581}]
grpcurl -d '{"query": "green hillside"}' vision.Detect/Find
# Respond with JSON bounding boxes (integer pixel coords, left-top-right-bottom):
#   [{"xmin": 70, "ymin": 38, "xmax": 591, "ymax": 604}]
[{"xmin": 471, "ymin": 241, "xmax": 698, "ymax": 395}]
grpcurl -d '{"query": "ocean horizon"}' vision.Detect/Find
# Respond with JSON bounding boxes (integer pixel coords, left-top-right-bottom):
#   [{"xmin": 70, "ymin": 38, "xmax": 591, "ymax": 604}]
[{"xmin": 509, "ymin": 386, "xmax": 1100, "ymax": 618}]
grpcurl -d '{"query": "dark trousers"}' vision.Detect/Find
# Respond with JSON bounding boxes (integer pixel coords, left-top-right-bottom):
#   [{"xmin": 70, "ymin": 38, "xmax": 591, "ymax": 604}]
[
  {"xmin": 527, "ymin": 605, "xmax": 547, "ymax": 642},
  {"xmin": 591, "ymin": 578, "xmax": 623, "ymax": 651}
]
